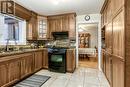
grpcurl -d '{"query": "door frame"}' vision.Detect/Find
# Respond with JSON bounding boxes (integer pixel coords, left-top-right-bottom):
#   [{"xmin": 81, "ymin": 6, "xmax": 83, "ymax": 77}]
[{"xmin": 76, "ymin": 22, "xmax": 102, "ymax": 70}]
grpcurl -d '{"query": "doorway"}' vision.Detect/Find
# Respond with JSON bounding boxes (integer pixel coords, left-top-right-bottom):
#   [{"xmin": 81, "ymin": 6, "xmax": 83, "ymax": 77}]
[{"xmin": 78, "ymin": 23, "xmax": 98, "ymax": 69}]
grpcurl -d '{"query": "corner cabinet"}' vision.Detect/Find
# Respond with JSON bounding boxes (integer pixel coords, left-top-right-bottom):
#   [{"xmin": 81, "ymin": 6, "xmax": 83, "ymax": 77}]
[{"xmin": 47, "ymin": 13, "xmax": 76, "ymax": 39}]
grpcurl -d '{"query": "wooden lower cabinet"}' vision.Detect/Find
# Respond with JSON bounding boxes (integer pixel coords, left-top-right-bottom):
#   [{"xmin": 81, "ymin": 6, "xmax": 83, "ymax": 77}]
[
  {"xmin": 112, "ymin": 56, "xmax": 124, "ymax": 87},
  {"xmin": 0, "ymin": 50, "xmax": 44, "ymax": 87},
  {"xmin": 105, "ymin": 53, "xmax": 112, "ymax": 85},
  {"xmin": 43, "ymin": 49, "xmax": 48, "ymax": 69},
  {"xmin": 20, "ymin": 53, "xmax": 33, "ymax": 79},
  {"xmin": 0, "ymin": 63, "xmax": 8, "ymax": 87},
  {"xmin": 8, "ymin": 59, "xmax": 20, "ymax": 84},
  {"xmin": 66, "ymin": 49, "xmax": 76, "ymax": 72},
  {"xmin": 34, "ymin": 51, "xmax": 43, "ymax": 71}
]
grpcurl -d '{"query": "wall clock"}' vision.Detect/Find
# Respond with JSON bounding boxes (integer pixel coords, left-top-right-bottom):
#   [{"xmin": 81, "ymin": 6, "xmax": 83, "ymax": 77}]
[{"xmin": 85, "ymin": 15, "xmax": 90, "ymax": 21}]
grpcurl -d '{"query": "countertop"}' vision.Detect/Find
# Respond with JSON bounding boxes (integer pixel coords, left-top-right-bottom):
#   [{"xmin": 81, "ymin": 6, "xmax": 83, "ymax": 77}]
[{"xmin": 0, "ymin": 48, "xmax": 47, "ymax": 57}]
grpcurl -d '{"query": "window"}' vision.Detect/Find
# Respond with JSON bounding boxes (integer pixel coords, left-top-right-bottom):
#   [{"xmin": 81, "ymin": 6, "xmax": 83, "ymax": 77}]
[{"xmin": 0, "ymin": 14, "xmax": 26, "ymax": 45}]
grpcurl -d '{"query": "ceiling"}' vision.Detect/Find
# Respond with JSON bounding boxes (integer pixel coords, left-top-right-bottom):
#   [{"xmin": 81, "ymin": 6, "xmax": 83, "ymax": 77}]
[{"xmin": 15, "ymin": 0, "xmax": 105, "ymax": 16}]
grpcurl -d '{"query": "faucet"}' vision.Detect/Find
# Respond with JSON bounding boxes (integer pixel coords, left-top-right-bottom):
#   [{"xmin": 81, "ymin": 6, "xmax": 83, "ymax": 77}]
[
  {"xmin": 5, "ymin": 39, "xmax": 17, "ymax": 52},
  {"xmin": 5, "ymin": 39, "xmax": 10, "ymax": 52}
]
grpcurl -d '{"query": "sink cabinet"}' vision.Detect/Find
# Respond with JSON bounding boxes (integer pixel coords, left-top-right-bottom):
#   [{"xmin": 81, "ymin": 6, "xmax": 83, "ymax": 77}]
[{"xmin": 0, "ymin": 50, "xmax": 44, "ymax": 87}]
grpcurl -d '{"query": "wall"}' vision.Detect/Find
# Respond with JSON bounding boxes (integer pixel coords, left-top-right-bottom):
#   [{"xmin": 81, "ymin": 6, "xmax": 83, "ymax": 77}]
[{"xmin": 76, "ymin": 14, "xmax": 102, "ymax": 70}]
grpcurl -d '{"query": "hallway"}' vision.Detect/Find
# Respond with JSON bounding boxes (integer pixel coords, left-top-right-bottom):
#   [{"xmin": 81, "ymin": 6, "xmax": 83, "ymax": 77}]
[{"xmin": 36, "ymin": 67, "xmax": 110, "ymax": 87}]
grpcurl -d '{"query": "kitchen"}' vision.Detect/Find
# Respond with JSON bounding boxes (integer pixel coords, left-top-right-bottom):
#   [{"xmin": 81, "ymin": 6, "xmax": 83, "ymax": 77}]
[{"xmin": 0, "ymin": 0, "xmax": 129, "ymax": 87}]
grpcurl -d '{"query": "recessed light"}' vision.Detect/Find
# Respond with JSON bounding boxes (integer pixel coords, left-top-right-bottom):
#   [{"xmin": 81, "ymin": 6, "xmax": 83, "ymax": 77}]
[{"xmin": 53, "ymin": 0, "xmax": 59, "ymax": 5}]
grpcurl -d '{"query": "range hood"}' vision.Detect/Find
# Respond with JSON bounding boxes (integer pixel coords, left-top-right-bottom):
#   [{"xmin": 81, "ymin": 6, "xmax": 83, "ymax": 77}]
[{"xmin": 52, "ymin": 32, "xmax": 69, "ymax": 40}]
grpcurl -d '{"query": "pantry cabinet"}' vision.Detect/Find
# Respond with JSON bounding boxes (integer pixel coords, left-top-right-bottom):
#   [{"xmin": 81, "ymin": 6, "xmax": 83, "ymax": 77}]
[
  {"xmin": 112, "ymin": 56, "xmax": 124, "ymax": 87},
  {"xmin": 101, "ymin": 0, "xmax": 128, "ymax": 87},
  {"xmin": 105, "ymin": 53, "xmax": 112, "ymax": 85},
  {"xmin": 112, "ymin": 9, "xmax": 124, "ymax": 59}
]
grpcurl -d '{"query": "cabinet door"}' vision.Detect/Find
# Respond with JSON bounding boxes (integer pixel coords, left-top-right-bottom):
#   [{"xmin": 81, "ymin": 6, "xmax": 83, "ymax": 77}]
[
  {"xmin": 47, "ymin": 19, "xmax": 56, "ymax": 39},
  {"xmin": 37, "ymin": 16, "xmax": 47, "ymax": 40},
  {"xmin": 34, "ymin": 51, "xmax": 43, "ymax": 71},
  {"xmin": 55, "ymin": 17, "xmax": 62, "ymax": 32},
  {"xmin": 27, "ymin": 12, "xmax": 38, "ymax": 40},
  {"xmin": 112, "ymin": 0, "xmax": 124, "ymax": 15},
  {"xmin": 62, "ymin": 16, "xmax": 69, "ymax": 32},
  {"xmin": 43, "ymin": 49, "xmax": 48, "ymax": 69},
  {"xmin": 113, "ymin": 9, "xmax": 124, "ymax": 59},
  {"xmin": 0, "ymin": 63, "xmax": 8, "ymax": 87},
  {"xmin": 105, "ymin": 53, "xmax": 112, "ymax": 85},
  {"xmin": 66, "ymin": 49, "xmax": 76, "ymax": 72},
  {"xmin": 69, "ymin": 14, "xmax": 76, "ymax": 39},
  {"xmin": 20, "ymin": 53, "xmax": 33, "ymax": 79},
  {"xmin": 112, "ymin": 56, "xmax": 124, "ymax": 87},
  {"xmin": 105, "ymin": 22, "xmax": 112, "ymax": 54},
  {"xmin": 8, "ymin": 59, "xmax": 20, "ymax": 84}
]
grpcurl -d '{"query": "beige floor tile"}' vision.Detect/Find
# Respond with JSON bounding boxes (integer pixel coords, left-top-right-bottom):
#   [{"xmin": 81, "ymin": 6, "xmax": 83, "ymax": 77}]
[{"xmin": 37, "ymin": 67, "xmax": 110, "ymax": 87}]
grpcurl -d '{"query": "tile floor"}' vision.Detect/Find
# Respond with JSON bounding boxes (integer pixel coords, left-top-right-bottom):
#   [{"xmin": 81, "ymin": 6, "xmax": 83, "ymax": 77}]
[{"xmin": 36, "ymin": 67, "xmax": 110, "ymax": 87}]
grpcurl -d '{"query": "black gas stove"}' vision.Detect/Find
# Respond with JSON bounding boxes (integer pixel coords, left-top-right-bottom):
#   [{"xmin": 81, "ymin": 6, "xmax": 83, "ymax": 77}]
[{"xmin": 48, "ymin": 48, "xmax": 67, "ymax": 73}]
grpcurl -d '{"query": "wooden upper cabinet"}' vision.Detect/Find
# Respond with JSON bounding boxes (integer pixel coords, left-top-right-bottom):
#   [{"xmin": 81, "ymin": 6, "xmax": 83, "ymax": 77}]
[
  {"xmin": 47, "ymin": 13, "xmax": 76, "ymax": 39},
  {"xmin": 112, "ymin": 9, "xmax": 124, "ymax": 59},
  {"xmin": 68, "ymin": 14, "xmax": 76, "ymax": 39},
  {"xmin": 15, "ymin": 3, "xmax": 31, "ymax": 21},
  {"xmin": 37, "ymin": 16, "xmax": 48, "ymax": 40},
  {"xmin": 112, "ymin": 0, "xmax": 124, "ymax": 16},
  {"xmin": 105, "ymin": 22, "xmax": 112, "ymax": 54},
  {"xmin": 106, "ymin": 0, "xmax": 112, "ymax": 23},
  {"xmin": 27, "ymin": 12, "xmax": 38, "ymax": 40},
  {"xmin": 62, "ymin": 15, "xmax": 69, "ymax": 31}
]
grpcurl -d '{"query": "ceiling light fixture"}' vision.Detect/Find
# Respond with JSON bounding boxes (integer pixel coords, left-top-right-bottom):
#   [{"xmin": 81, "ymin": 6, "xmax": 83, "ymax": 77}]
[{"xmin": 52, "ymin": 0, "xmax": 60, "ymax": 5}]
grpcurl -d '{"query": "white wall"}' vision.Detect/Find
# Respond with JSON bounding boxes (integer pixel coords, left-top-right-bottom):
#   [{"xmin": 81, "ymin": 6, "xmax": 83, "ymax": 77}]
[{"xmin": 76, "ymin": 14, "xmax": 102, "ymax": 70}]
